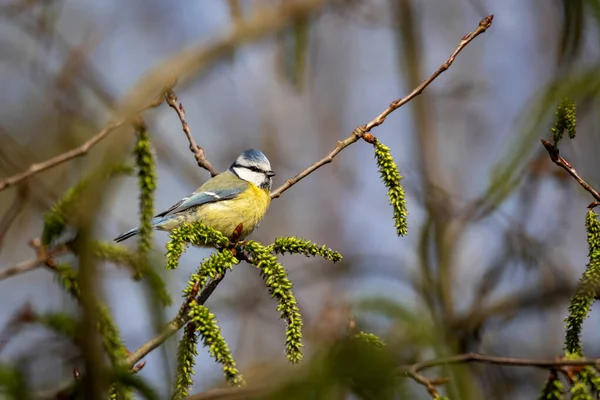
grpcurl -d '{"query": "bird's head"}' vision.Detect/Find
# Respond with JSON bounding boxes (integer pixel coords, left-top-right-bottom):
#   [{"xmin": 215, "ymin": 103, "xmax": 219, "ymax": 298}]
[{"xmin": 229, "ymin": 149, "xmax": 275, "ymax": 190}]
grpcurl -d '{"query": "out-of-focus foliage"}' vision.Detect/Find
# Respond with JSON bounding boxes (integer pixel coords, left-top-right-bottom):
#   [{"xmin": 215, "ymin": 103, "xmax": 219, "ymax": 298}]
[{"xmin": 134, "ymin": 127, "xmax": 157, "ymax": 278}]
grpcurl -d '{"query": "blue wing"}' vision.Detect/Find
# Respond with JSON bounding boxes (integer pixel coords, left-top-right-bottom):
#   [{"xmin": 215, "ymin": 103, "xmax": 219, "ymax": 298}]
[{"xmin": 154, "ymin": 187, "xmax": 244, "ymax": 218}]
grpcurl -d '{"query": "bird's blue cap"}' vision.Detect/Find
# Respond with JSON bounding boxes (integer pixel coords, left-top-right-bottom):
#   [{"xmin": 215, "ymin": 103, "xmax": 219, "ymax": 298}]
[{"xmin": 239, "ymin": 149, "xmax": 269, "ymax": 164}]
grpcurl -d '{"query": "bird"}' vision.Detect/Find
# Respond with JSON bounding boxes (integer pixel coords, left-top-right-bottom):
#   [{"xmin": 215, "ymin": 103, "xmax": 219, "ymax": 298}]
[{"xmin": 114, "ymin": 149, "xmax": 275, "ymax": 243}]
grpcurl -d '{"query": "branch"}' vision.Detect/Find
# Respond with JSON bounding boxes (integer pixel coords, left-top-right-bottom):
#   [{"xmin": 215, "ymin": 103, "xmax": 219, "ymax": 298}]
[
  {"xmin": 164, "ymin": 90, "xmax": 218, "ymax": 177},
  {"xmin": 404, "ymin": 352, "xmax": 600, "ymax": 398},
  {"xmin": 0, "ymin": 239, "xmax": 68, "ymax": 281},
  {"xmin": 0, "ymin": 97, "xmax": 164, "ymax": 194},
  {"xmin": 408, "ymin": 353, "xmax": 600, "ymax": 372},
  {"xmin": 541, "ymin": 138, "xmax": 600, "ymax": 207},
  {"xmin": 184, "ymin": 352, "xmax": 600, "ymax": 400},
  {"xmin": 0, "ymin": 121, "xmax": 127, "ymax": 193},
  {"xmin": 125, "ymin": 274, "xmax": 225, "ymax": 367},
  {"xmin": 270, "ymin": 15, "xmax": 494, "ymax": 199}
]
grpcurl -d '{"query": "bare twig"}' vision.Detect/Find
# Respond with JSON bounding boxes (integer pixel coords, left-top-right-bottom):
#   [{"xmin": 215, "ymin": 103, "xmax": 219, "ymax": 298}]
[
  {"xmin": 404, "ymin": 352, "xmax": 600, "ymax": 398},
  {"xmin": 0, "ymin": 120, "xmax": 127, "ymax": 193},
  {"xmin": 0, "ymin": 97, "xmax": 164, "ymax": 194},
  {"xmin": 0, "ymin": 239, "xmax": 68, "ymax": 281},
  {"xmin": 125, "ymin": 274, "xmax": 226, "ymax": 367},
  {"xmin": 164, "ymin": 90, "xmax": 219, "ymax": 177},
  {"xmin": 0, "ymin": 185, "xmax": 28, "ymax": 250},
  {"xmin": 541, "ymin": 138, "xmax": 600, "ymax": 206},
  {"xmin": 408, "ymin": 352, "xmax": 600, "ymax": 372},
  {"xmin": 184, "ymin": 352, "xmax": 600, "ymax": 400},
  {"xmin": 270, "ymin": 15, "xmax": 494, "ymax": 199}
]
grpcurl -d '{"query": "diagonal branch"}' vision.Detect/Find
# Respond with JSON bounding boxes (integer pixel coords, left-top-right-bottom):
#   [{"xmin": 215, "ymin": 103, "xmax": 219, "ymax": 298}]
[
  {"xmin": 125, "ymin": 274, "xmax": 225, "ymax": 367},
  {"xmin": 0, "ymin": 239, "xmax": 68, "ymax": 281},
  {"xmin": 541, "ymin": 138, "xmax": 600, "ymax": 207},
  {"xmin": 164, "ymin": 90, "xmax": 219, "ymax": 177},
  {"xmin": 270, "ymin": 15, "xmax": 494, "ymax": 199},
  {"xmin": 0, "ymin": 120, "xmax": 127, "ymax": 193},
  {"xmin": 0, "ymin": 97, "xmax": 163, "ymax": 194}
]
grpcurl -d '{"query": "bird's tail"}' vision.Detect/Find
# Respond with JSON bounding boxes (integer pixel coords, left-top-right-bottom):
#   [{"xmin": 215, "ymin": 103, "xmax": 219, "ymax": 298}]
[
  {"xmin": 114, "ymin": 227, "xmax": 140, "ymax": 242},
  {"xmin": 114, "ymin": 216, "xmax": 168, "ymax": 243}
]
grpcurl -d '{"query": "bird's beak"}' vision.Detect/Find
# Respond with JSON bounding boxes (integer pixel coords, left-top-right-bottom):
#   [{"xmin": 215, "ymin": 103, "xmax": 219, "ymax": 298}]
[{"xmin": 267, "ymin": 171, "xmax": 276, "ymax": 177}]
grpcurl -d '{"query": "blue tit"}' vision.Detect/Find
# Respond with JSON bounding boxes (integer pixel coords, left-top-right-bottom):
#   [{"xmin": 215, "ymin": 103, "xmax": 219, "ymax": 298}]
[{"xmin": 114, "ymin": 149, "xmax": 275, "ymax": 243}]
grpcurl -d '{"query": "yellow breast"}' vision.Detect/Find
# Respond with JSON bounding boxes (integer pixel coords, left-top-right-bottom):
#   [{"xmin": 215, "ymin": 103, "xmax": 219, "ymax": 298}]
[{"xmin": 193, "ymin": 184, "xmax": 271, "ymax": 240}]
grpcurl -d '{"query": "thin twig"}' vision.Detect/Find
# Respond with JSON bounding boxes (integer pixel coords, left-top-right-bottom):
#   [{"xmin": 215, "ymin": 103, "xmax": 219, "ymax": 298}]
[
  {"xmin": 0, "ymin": 120, "xmax": 127, "ymax": 193},
  {"xmin": 408, "ymin": 352, "xmax": 600, "ymax": 372},
  {"xmin": 270, "ymin": 15, "xmax": 494, "ymax": 199},
  {"xmin": 125, "ymin": 274, "xmax": 225, "ymax": 367},
  {"xmin": 184, "ymin": 352, "xmax": 600, "ymax": 400},
  {"xmin": 164, "ymin": 90, "xmax": 218, "ymax": 177},
  {"xmin": 404, "ymin": 352, "xmax": 600, "ymax": 397},
  {"xmin": 0, "ymin": 239, "xmax": 68, "ymax": 281},
  {"xmin": 541, "ymin": 138, "xmax": 600, "ymax": 207},
  {"xmin": 0, "ymin": 97, "xmax": 164, "ymax": 194}
]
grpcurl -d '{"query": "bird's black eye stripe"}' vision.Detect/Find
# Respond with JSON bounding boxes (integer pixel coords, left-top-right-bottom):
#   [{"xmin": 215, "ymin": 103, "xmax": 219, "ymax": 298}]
[{"xmin": 233, "ymin": 163, "xmax": 270, "ymax": 174}]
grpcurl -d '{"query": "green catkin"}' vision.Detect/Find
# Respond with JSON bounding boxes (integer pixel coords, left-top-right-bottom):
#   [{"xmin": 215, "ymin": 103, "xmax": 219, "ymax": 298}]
[
  {"xmin": 171, "ymin": 323, "xmax": 198, "ymax": 400},
  {"xmin": 538, "ymin": 372, "xmax": 564, "ymax": 400},
  {"xmin": 270, "ymin": 237, "xmax": 342, "ymax": 262},
  {"xmin": 372, "ymin": 139, "xmax": 408, "ymax": 236},
  {"xmin": 551, "ymin": 98, "xmax": 577, "ymax": 145},
  {"xmin": 564, "ymin": 211, "xmax": 600, "ymax": 355},
  {"xmin": 188, "ymin": 301, "xmax": 244, "ymax": 386},
  {"xmin": 166, "ymin": 223, "xmax": 230, "ymax": 270},
  {"xmin": 244, "ymin": 241, "xmax": 303, "ymax": 363},
  {"xmin": 354, "ymin": 332, "xmax": 385, "ymax": 349},
  {"xmin": 134, "ymin": 128, "xmax": 157, "ymax": 279},
  {"xmin": 183, "ymin": 249, "xmax": 238, "ymax": 298},
  {"xmin": 570, "ymin": 381, "xmax": 592, "ymax": 400}
]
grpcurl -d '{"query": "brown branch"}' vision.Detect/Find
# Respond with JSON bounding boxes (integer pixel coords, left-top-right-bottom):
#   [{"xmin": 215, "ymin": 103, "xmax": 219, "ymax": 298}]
[
  {"xmin": 164, "ymin": 89, "xmax": 219, "ymax": 177},
  {"xmin": 0, "ymin": 239, "xmax": 68, "ymax": 281},
  {"xmin": 184, "ymin": 352, "xmax": 600, "ymax": 400},
  {"xmin": 408, "ymin": 352, "xmax": 600, "ymax": 372},
  {"xmin": 541, "ymin": 138, "xmax": 600, "ymax": 207},
  {"xmin": 404, "ymin": 352, "xmax": 600, "ymax": 398},
  {"xmin": 270, "ymin": 15, "xmax": 494, "ymax": 199},
  {"xmin": 0, "ymin": 120, "xmax": 127, "ymax": 193},
  {"xmin": 0, "ymin": 96, "xmax": 164, "ymax": 194},
  {"xmin": 125, "ymin": 274, "xmax": 225, "ymax": 367}
]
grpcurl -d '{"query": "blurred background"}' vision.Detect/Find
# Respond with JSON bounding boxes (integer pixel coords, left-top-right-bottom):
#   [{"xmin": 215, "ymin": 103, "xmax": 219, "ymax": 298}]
[{"xmin": 1, "ymin": 0, "xmax": 600, "ymax": 399}]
